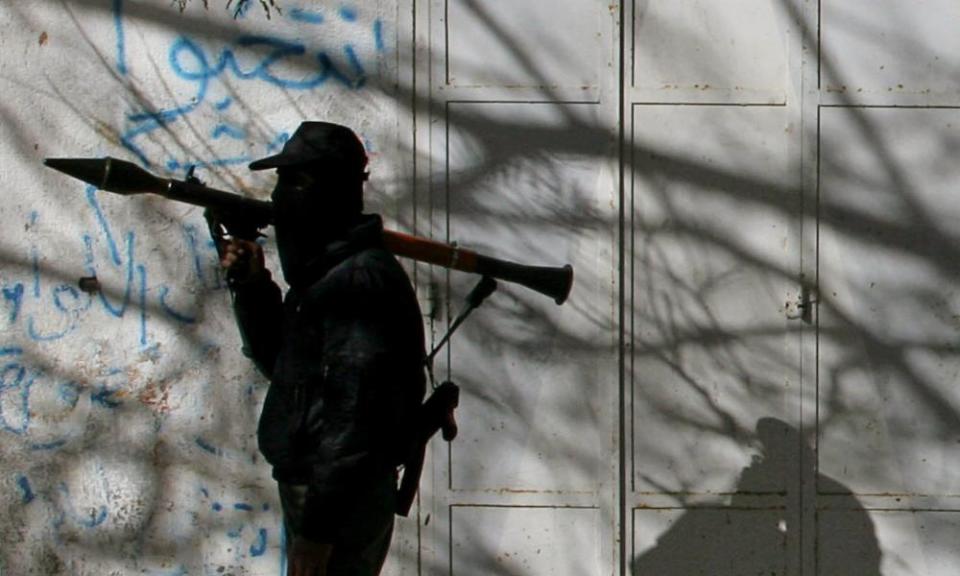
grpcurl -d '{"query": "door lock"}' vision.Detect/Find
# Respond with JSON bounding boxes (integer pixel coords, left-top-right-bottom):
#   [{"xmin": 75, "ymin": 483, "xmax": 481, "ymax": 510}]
[{"xmin": 785, "ymin": 286, "xmax": 816, "ymax": 323}]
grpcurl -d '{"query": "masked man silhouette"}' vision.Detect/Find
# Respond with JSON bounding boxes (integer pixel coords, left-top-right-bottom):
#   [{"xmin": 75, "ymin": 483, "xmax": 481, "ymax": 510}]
[{"xmin": 221, "ymin": 122, "xmax": 426, "ymax": 576}]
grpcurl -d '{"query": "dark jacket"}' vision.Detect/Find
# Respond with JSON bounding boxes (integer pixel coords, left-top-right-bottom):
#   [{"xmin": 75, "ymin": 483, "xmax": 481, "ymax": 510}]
[{"xmin": 231, "ymin": 214, "xmax": 425, "ymax": 539}]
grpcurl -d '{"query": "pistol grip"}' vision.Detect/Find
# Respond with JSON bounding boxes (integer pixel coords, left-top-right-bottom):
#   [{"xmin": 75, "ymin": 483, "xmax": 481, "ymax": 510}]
[
  {"xmin": 421, "ymin": 381, "xmax": 460, "ymax": 443},
  {"xmin": 441, "ymin": 405, "xmax": 458, "ymax": 441}
]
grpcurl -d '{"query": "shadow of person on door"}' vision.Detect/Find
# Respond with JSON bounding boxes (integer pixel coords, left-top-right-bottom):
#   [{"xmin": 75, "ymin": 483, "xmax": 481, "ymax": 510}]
[{"xmin": 631, "ymin": 417, "xmax": 881, "ymax": 575}]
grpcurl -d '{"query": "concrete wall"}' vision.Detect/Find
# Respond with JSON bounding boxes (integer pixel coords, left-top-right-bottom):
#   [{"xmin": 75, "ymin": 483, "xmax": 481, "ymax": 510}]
[{"xmin": 1, "ymin": 2, "xmax": 408, "ymax": 574}]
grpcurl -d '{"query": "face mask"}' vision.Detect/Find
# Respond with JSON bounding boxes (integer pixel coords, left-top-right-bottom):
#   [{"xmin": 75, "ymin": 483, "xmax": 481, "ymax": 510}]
[
  {"xmin": 272, "ymin": 171, "xmax": 323, "ymax": 287},
  {"xmin": 270, "ymin": 168, "xmax": 364, "ymax": 286}
]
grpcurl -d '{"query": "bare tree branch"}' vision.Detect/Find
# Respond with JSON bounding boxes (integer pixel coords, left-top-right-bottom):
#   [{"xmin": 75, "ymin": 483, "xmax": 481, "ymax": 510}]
[{"xmin": 174, "ymin": 0, "xmax": 281, "ymax": 19}]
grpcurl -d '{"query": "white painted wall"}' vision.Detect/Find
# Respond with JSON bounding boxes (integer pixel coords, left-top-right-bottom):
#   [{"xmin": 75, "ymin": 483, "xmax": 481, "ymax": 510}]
[
  {"xmin": 2, "ymin": 1, "xmax": 959, "ymax": 575},
  {"xmin": 1, "ymin": 2, "xmax": 410, "ymax": 574}
]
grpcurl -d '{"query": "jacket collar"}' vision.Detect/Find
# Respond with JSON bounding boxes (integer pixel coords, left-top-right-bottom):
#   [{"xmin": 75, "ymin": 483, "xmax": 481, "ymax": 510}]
[{"xmin": 293, "ymin": 214, "xmax": 384, "ymax": 291}]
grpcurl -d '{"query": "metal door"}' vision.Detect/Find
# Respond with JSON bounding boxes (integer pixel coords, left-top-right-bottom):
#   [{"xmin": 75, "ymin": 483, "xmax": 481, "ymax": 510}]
[
  {"xmin": 413, "ymin": 0, "xmax": 621, "ymax": 574},
  {"xmin": 815, "ymin": 1, "xmax": 960, "ymax": 573},
  {"xmin": 626, "ymin": 1, "xmax": 805, "ymax": 574},
  {"xmin": 409, "ymin": 0, "xmax": 960, "ymax": 574}
]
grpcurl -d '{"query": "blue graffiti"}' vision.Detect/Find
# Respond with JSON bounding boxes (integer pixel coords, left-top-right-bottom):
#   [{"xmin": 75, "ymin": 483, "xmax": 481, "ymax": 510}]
[
  {"xmin": 91, "ymin": 385, "xmax": 123, "ymax": 409},
  {"xmin": 339, "ymin": 6, "xmax": 359, "ymax": 22},
  {"xmin": 59, "ymin": 381, "xmax": 80, "ymax": 407},
  {"xmin": 27, "ymin": 283, "xmax": 91, "ymax": 342},
  {"xmin": 113, "ymin": 0, "xmax": 127, "ymax": 75},
  {"xmin": 17, "ymin": 474, "xmax": 35, "ymax": 504},
  {"xmin": 0, "ymin": 362, "xmax": 34, "ymax": 435},
  {"xmin": 163, "ymin": 131, "xmax": 289, "ymax": 173},
  {"xmin": 3, "ymin": 284, "xmax": 24, "ymax": 325},
  {"xmin": 373, "ymin": 19, "xmax": 385, "ymax": 52},
  {"xmin": 115, "ymin": 1, "xmax": 387, "ymax": 169},
  {"xmin": 119, "ymin": 31, "xmax": 368, "ymax": 167},
  {"xmin": 158, "ymin": 286, "xmax": 197, "ymax": 324},
  {"xmin": 31, "ymin": 248, "xmax": 41, "ymax": 297},
  {"xmin": 31, "ymin": 439, "xmax": 68, "ymax": 451},
  {"xmin": 166, "ymin": 33, "xmax": 368, "ymax": 91},
  {"xmin": 0, "ymin": 357, "xmax": 87, "ymax": 450},
  {"xmin": 195, "ymin": 436, "xmax": 224, "ymax": 456},
  {"xmin": 183, "ymin": 224, "xmax": 217, "ymax": 288},
  {"xmin": 199, "ymin": 486, "xmax": 275, "ymax": 562},
  {"xmin": 85, "ymin": 187, "xmax": 123, "ymax": 265},
  {"xmin": 289, "ymin": 8, "xmax": 325, "ymax": 24},
  {"xmin": 0, "ymin": 353, "xmax": 139, "ymax": 448},
  {"xmin": 84, "ymin": 185, "xmax": 203, "ymax": 343},
  {"xmin": 1, "ymin": 185, "xmax": 219, "ymax": 354},
  {"xmin": 212, "ymin": 124, "xmax": 246, "ymax": 140},
  {"xmin": 250, "ymin": 527, "xmax": 268, "ymax": 556},
  {"xmin": 80, "ymin": 191, "xmax": 145, "ymax": 346}
]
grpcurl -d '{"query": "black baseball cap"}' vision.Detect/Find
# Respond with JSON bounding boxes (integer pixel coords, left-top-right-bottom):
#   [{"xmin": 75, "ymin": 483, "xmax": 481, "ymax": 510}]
[{"xmin": 249, "ymin": 121, "xmax": 368, "ymax": 175}]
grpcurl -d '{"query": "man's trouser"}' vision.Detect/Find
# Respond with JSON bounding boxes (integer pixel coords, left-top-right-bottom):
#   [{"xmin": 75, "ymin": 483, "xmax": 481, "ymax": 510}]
[{"xmin": 279, "ymin": 474, "xmax": 396, "ymax": 576}]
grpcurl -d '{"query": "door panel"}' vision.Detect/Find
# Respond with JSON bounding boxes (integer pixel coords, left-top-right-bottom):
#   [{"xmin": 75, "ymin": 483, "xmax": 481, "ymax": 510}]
[
  {"xmin": 821, "ymin": 0, "xmax": 960, "ymax": 104},
  {"xmin": 628, "ymin": 100, "xmax": 802, "ymax": 575},
  {"xmin": 630, "ymin": 104, "xmax": 801, "ymax": 495},
  {"xmin": 445, "ymin": 101, "xmax": 610, "ymax": 494},
  {"xmin": 632, "ymin": 0, "xmax": 790, "ymax": 104},
  {"xmin": 633, "ymin": 508, "xmax": 789, "ymax": 576},
  {"xmin": 817, "ymin": 106, "xmax": 960, "ymax": 575},
  {"xmin": 419, "ymin": 1, "xmax": 620, "ymax": 574},
  {"xmin": 818, "ymin": 107, "xmax": 960, "ymax": 497},
  {"xmin": 451, "ymin": 506, "xmax": 604, "ymax": 575},
  {"xmin": 446, "ymin": 0, "xmax": 604, "ymax": 89}
]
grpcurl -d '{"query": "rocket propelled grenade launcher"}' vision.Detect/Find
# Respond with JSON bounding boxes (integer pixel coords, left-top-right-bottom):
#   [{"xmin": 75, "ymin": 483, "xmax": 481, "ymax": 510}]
[
  {"xmin": 44, "ymin": 157, "xmax": 574, "ymax": 304},
  {"xmin": 43, "ymin": 157, "xmax": 273, "ymax": 243}
]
